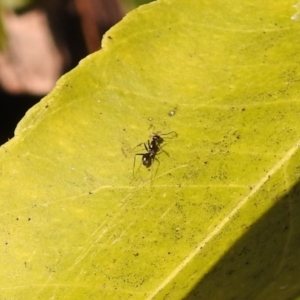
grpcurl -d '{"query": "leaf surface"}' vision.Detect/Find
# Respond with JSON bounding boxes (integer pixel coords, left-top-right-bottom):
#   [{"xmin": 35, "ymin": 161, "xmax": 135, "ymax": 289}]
[{"xmin": 1, "ymin": 0, "xmax": 300, "ymax": 299}]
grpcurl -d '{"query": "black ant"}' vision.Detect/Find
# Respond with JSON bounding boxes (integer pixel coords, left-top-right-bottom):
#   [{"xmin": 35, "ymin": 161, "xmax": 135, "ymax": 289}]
[{"xmin": 133, "ymin": 131, "xmax": 177, "ymax": 176}]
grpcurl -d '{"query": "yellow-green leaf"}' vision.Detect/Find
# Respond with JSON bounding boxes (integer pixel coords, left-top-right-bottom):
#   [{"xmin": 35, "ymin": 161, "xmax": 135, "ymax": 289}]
[{"xmin": 1, "ymin": 0, "xmax": 300, "ymax": 299}]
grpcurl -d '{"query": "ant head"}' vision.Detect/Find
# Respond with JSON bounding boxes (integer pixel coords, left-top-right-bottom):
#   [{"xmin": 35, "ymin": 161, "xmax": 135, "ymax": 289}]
[{"xmin": 152, "ymin": 135, "xmax": 164, "ymax": 144}]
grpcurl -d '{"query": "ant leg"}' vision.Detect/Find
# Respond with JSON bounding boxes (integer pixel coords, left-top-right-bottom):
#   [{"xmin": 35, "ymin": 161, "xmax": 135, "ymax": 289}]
[
  {"xmin": 132, "ymin": 142, "xmax": 149, "ymax": 175},
  {"xmin": 133, "ymin": 140, "xmax": 151, "ymax": 151},
  {"xmin": 155, "ymin": 131, "xmax": 177, "ymax": 156},
  {"xmin": 133, "ymin": 153, "xmax": 144, "ymax": 176},
  {"xmin": 145, "ymin": 142, "xmax": 150, "ymax": 152},
  {"xmin": 132, "ymin": 142, "xmax": 145, "ymax": 150},
  {"xmin": 157, "ymin": 144, "xmax": 170, "ymax": 157},
  {"xmin": 150, "ymin": 157, "xmax": 154, "ymax": 186},
  {"xmin": 160, "ymin": 131, "xmax": 178, "ymax": 139},
  {"xmin": 152, "ymin": 157, "xmax": 160, "ymax": 182}
]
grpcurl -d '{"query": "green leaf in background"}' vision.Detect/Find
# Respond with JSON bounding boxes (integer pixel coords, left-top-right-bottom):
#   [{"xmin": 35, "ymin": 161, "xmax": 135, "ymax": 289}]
[
  {"xmin": 1, "ymin": 0, "xmax": 300, "ymax": 299},
  {"xmin": 0, "ymin": 0, "xmax": 34, "ymax": 10}
]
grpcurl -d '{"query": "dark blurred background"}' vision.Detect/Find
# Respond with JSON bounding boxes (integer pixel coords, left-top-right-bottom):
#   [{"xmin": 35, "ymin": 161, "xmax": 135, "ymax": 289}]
[{"xmin": 0, "ymin": 0, "xmax": 154, "ymax": 145}]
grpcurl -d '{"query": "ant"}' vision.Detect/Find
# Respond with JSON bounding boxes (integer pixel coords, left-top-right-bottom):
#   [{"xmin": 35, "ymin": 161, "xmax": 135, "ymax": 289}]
[{"xmin": 133, "ymin": 131, "xmax": 177, "ymax": 176}]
